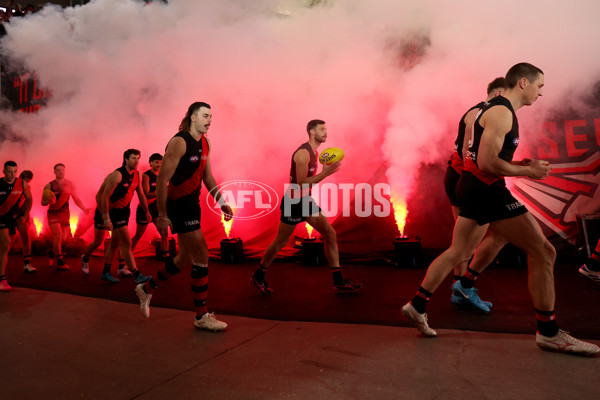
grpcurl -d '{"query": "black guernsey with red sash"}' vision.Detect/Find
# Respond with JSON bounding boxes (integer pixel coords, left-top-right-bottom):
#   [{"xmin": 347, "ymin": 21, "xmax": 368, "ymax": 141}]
[
  {"xmin": 110, "ymin": 166, "xmax": 139, "ymax": 209},
  {"xmin": 167, "ymin": 131, "xmax": 209, "ymax": 201},
  {"xmin": 0, "ymin": 177, "xmax": 23, "ymax": 217},
  {"xmin": 463, "ymin": 96, "xmax": 519, "ymax": 185}
]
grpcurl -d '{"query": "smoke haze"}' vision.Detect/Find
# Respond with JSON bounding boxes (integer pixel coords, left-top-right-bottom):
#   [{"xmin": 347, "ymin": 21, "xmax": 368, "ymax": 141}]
[{"xmin": 1, "ymin": 0, "xmax": 598, "ymax": 248}]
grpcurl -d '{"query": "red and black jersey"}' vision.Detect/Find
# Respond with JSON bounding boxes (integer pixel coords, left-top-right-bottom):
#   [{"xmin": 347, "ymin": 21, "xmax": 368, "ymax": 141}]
[
  {"xmin": 48, "ymin": 179, "xmax": 71, "ymax": 212},
  {"xmin": 464, "ymin": 96, "xmax": 519, "ymax": 185},
  {"xmin": 144, "ymin": 170, "xmax": 158, "ymax": 205},
  {"xmin": 0, "ymin": 177, "xmax": 23, "ymax": 217},
  {"xmin": 448, "ymin": 102, "xmax": 486, "ymax": 174},
  {"xmin": 288, "ymin": 142, "xmax": 317, "ymax": 197},
  {"xmin": 289, "ymin": 142, "xmax": 317, "ymax": 184},
  {"xmin": 109, "ymin": 166, "xmax": 139, "ymax": 209},
  {"xmin": 167, "ymin": 131, "xmax": 209, "ymax": 201}
]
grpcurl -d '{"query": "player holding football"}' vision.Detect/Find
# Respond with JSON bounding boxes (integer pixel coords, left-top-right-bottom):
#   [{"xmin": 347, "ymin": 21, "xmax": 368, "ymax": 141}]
[{"xmin": 250, "ymin": 119, "xmax": 362, "ymax": 295}]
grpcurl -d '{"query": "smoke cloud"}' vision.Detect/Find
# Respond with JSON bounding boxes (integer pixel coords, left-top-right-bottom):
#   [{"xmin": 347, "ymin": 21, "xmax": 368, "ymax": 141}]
[{"xmin": 1, "ymin": 0, "xmax": 599, "ymax": 249}]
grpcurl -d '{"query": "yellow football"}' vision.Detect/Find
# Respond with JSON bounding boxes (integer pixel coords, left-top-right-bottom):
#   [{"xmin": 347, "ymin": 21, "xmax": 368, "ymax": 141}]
[
  {"xmin": 318, "ymin": 147, "xmax": 345, "ymax": 165},
  {"xmin": 41, "ymin": 188, "xmax": 56, "ymax": 206}
]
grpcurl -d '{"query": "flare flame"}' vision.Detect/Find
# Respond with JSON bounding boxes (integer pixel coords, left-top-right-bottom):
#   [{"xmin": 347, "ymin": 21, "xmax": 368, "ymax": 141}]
[
  {"xmin": 33, "ymin": 217, "xmax": 43, "ymax": 237},
  {"xmin": 221, "ymin": 214, "xmax": 233, "ymax": 239},
  {"xmin": 69, "ymin": 215, "xmax": 78, "ymax": 238},
  {"xmin": 390, "ymin": 192, "xmax": 408, "ymax": 237},
  {"xmin": 305, "ymin": 222, "xmax": 314, "ymax": 239}
]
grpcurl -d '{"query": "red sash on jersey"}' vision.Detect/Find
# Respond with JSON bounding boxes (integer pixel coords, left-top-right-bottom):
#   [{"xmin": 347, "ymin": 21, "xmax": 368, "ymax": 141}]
[
  {"xmin": 464, "ymin": 157, "xmax": 501, "ymax": 185},
  {"xmin": 111, "ymin": 170, "xmax": 139, "ymax": 209},
  {"xmin": 0, "ymin": 178, "xmax": 24, "ymax": 216},
  {"xmin": 49, "ymin": 182, "xmax": 70, "ymax": 211},
  {"xmin": 168, "ymin": 136, "xmax": 209, "ymax": 200},
  {"xmin": 145, "ymin": 171, "xmax": 158, "ymax": 205},
  {"xmin": 449, "ymin": 151, "xmax": 464, "ymax": 174}
]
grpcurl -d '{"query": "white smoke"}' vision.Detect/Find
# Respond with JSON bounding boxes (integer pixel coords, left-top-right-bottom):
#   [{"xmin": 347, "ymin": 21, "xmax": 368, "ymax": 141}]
[{"xmin": 0, "ymin": 0, "xmax": 599, "ymax": 242}]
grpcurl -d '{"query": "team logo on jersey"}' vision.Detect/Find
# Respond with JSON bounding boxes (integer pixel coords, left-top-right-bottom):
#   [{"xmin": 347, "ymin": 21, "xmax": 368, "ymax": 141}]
[
  {"xmin": 513, "ymin": 137, "xmax": 520, "ymax": 146},
  {"xmin": 189, "ymin": 155, "xmax": 200, "ymax": 162}
]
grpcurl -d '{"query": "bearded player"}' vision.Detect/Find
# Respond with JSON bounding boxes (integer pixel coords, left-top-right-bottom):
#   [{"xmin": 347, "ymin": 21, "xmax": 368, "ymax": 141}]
[{"xmin": 250, "ymin": 119, "xmax": 362, "ymax": 296}]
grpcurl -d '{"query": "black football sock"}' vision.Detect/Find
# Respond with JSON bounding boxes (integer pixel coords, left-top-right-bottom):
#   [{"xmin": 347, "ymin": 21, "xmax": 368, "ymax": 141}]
[{"xmin": 411, "ymin": 287, "xmax": 432, "ymax": 314}]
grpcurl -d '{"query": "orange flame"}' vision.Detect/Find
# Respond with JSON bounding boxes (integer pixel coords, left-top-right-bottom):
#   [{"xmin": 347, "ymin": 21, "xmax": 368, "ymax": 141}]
[
  {"xmin": 305, "ymin": 222, "xmax": 314, "ymax": 239},
  {"xmin": 69, "ymin": 215, "xmax": 78, "ymax": 237},
  {"xmin": 33, "ymin": 217, "xmax": 43, "ymax": 237},
  {"xmin": 221, "ymin": 214, "xmax": 233, "ymax": 239},
  {"xmin": 390, "ymin": 192, "xmax": 408, "ymax": 236}
]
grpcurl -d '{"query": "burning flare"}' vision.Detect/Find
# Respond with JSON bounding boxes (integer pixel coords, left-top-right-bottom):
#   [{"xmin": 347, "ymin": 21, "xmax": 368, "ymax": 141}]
[
  {"xmin": 33, "ymin": 217, "xmax": 43, "ymax": 237},
  {"xmin": 69, "ymin": 215, "xmax": 78, "ymax": 238},
  {"xmin": 221, "ymin": 213, "xmax": 233, "ymax": 239},
  {"xmin": 390, "ymin": 192, "xmax": 408, "ymax": 237},
  {"xmin": 305, "ymin": 222, "xmax": 314, "ymax": 239}
]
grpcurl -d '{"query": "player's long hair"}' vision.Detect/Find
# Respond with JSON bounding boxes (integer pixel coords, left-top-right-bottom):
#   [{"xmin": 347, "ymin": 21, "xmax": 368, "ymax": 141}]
[{"xmin": 179, "ymin": 102, "xmax": 211, "ymax": 132}]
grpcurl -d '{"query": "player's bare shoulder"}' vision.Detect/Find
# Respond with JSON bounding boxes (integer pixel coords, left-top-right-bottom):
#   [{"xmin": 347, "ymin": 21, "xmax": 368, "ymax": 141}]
[
  {"xmin": 165, "ymin": 135, "xmax": 187, "ymax": 158},
  {"xmin": 293, "ymin": 147, "xmax": 310, "ymax": 164},
  {"xmin": 480, "ymin": 105, "xmax": 512, "ymax": 132}
]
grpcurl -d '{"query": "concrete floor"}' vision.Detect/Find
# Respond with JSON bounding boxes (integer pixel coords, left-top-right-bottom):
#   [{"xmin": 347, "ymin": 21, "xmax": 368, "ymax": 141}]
[{"xmin": 1, "ymin": 288, "xmax": 599, "ymax": 400}]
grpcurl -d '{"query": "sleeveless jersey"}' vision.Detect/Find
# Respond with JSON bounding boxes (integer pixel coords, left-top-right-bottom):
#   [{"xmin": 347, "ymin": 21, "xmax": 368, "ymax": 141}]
[
  {"xmin": 289, "ymin": 142, "xmax": 317, "ymax": 184},
  {"xmin": 48, "ymin": 179, "xmax": 71, "ymax": 212},
  {"xmin": 289, "ymin": 142, "xmax": 317, "ymax": 197},
  {"xmin": 109, "ymin": 166, "xmax": 139, "ymax": 209},
  {"xmin": 464, "ymin": 96, "xmax": 519, "ymax": 185},
  {"xmin": 167, "ymin": 131, "xmax": 209, "ymax": 201},
  {"xmin": 448, "ymin": 102, "xmax": 486, "ymax": 173},
  {"xmin": 0, "ymin": 177, "xmax": 23, "ymax": 216},
  {"xmin": 144, "ymin": 170, "xmax": 158, "ymax": 205}
]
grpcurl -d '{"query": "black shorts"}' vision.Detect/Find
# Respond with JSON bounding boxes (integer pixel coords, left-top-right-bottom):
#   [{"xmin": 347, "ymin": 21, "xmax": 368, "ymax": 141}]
[
  {"xmin": 280, "ymin": 195, "xmax": 321, "ymax": 225},
  {"xmin": 10, "ymin": 208, "xmax": 29, "ymax": 234},
  {"xmin": 167, "ymin": 195, "xmax": 201, "ymax": 234},
  {"xmin": 457, "ymin": 171, "xmax": 528, "ymax": 225},
  {"xmin": 48, "ymin": 208, "xmax": 70, "ymax": 227},
  {"xmin": 8, "ymin": 208, "xmax": 31, "ymax": 236},
  {"xmin": 94, "ymin": 207, "xmax": 131, "ymax": 230},
  {"xmin": 136, "ymin": 201, "xmax": 158, "ymax": 225},
  {"xmin": 0, "ymin": 213, "xmax": 16, "ymax": 230},
  {"xmin": 13, "ymin": 206, "xmax": 29, "ymax": 225},
  {"xmin": 443, "ymin": 165, "xmax": 461, "ymax": 207}
]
